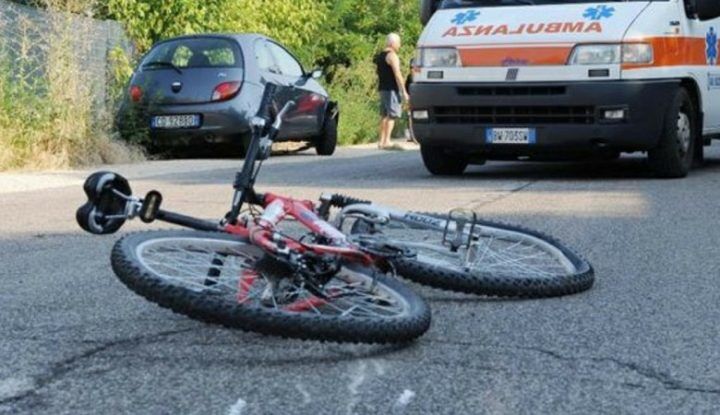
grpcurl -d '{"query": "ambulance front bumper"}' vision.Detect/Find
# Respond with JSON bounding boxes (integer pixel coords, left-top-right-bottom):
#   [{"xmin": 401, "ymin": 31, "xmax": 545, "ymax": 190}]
[{"xmin": 410, "ymin": 79, "xmax": 680, "ymax": 157}]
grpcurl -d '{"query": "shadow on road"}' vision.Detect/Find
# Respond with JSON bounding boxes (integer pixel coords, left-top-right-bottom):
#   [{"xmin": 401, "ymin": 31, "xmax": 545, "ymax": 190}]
[{"xmin": 144, "ymin": 149, "xmax": 720, "ymax": 190}]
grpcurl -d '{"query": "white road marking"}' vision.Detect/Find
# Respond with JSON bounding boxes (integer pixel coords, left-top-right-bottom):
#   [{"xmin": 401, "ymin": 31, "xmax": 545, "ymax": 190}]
[
  {"xmin": 345, "ymin": 361, "xmax": 368, "ymax": 415},
  {"xmin": 295, "ymin": 383, "xmax": 312, "ymax": 405},
  {"xmin": 392, "ymin": 389, "xmax": 416, "ymax": 413},
  {"xmin": 227, "ymin": 397, "xmax": 247, "ymax": 415},
  {"xmin": 0, "ymin": 377, "xmax": 36, "ymax": 401},
  {"xmin": 372, "ymin": 359, "xmax": 386, "ymax": 376}
]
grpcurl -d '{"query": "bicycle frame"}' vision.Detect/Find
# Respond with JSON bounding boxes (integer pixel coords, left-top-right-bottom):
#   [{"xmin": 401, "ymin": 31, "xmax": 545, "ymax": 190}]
[
  {"xmin": 224, "ymin": 193, "xmax": 376, "ymax": 267},
  {"xmin": 338, "ymin": 203, "xmax": 449, "ymax": 233}
]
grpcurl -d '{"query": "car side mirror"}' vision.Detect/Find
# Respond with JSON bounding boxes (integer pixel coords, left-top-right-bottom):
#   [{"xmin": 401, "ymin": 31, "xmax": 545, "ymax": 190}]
[
  {"xmin": 306, "ymin": 69, "xmax": 322, "ymax": 80},
  {"xmin": 695, "ymin": 0, "xmax": 720, "ymax": 20}
]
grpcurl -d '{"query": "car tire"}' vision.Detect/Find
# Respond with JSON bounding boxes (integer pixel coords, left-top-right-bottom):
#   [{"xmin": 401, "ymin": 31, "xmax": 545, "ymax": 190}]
[
  {"xmin": 315, "ymin": 115, "xmax": 338, "ymax": 156},
  {"xmin": 648, "ymin": 88, "xmax": 696, "ymax": 178},
  {"xmin": 421, "ymin": 145, "xmax": 468, "ymax": 176}
]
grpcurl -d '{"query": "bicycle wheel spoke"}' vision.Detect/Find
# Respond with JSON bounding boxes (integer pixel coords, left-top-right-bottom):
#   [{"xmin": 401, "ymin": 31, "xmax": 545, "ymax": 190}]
[
  {"xmin": 136, "ymin": 236, "xmax": 411, "ymax": 319},
  {"xmin": 375, "ymin": 219, "xmax": 577, "ymax": 280},
  {"xmin": 116, "ymin": 231, "xmax": 430, "ymax": 343}
]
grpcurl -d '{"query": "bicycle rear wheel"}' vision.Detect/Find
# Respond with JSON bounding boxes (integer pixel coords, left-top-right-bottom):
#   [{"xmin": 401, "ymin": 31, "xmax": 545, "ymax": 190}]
[
  {"xmin": 111, "ymin": 230, "xmax": 431, "ymax": 343},
  {"xmin": 351, "ymin": 214, "xmax": 594, "ymax": 298}
]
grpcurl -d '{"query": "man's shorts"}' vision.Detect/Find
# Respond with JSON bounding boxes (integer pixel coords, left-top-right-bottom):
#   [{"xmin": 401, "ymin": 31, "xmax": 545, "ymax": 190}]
[{"xmin": 380, "ymin": 90, "xmax": 403, "ymax": 119}]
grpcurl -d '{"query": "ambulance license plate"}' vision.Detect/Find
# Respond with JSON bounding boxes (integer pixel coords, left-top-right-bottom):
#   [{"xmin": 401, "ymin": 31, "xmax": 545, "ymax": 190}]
[{"xmin": 486, "ymin": 128, "xmax": 536, "ymax": 145}]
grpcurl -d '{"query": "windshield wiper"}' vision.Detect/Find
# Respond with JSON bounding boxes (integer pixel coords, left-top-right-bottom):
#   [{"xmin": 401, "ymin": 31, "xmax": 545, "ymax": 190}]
[{"xmin": 143, "ymin": 61, "xmax": 183, "ymax": 75}]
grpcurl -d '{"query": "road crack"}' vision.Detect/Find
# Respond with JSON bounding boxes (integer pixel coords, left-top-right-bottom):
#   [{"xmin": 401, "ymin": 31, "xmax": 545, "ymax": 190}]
[
  {"xmin": 469, "ymin": 181, "xmax": 537, "ymax": 210},
  {"xmin": 0, "ymin": 327, "xmax": 195, "ymax": 407},
  {"xmin": 428, "ymin": 339, "xmax": 720, "ymax": 395}
]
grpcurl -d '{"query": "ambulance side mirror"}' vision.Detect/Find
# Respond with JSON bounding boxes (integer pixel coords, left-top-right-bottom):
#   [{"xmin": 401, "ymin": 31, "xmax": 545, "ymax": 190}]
[{"xmin": 695, "ymin": 0, "xmax": 720, "ymax": 20}]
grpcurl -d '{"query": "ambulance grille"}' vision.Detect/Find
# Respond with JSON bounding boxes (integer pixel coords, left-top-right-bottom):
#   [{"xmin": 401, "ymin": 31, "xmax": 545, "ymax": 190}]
[
  {"xmin": 433, "ymin": 106, "xmax": 595, "ymax": 124},
  {"xmin": 456, "ymin": 86, "xmax": 566, "ymax": 96}
]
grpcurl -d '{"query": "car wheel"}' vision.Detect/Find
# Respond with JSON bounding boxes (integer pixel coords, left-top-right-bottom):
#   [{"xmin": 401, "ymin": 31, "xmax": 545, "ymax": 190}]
[
  {"xmin": 648, "ymin": 88, "xmax": 696, "ymax": 178},
  {"xmin": 315, "ymin": 115, "xmax": 338, "ymax": 156},
  {"xmin": 421, "ymin": 145, "xmax": 468, "ymax": 176}
]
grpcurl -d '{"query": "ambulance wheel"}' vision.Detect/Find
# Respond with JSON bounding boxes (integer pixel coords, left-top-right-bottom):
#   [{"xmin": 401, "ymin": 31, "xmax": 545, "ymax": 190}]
[
  {"xmin": 421, "ymin": 145, "xmax": 468, "ymax": 176},
  {"xmin": 648, "ymin": 88, "xmax": 697, "ymax": 178}
]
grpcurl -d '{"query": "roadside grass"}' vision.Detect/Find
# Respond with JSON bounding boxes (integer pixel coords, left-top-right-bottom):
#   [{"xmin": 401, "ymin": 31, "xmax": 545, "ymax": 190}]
[
  {"xmin": 329, "ymin": 58, "xmax": 411, "ymax": 146},
  {"xmin": 0, "ymin": 2, "xmax": 143, "ymax": 171},
  {"xmin": 0, "ymin": 0, "xmax": 413, "ymax": 170}
]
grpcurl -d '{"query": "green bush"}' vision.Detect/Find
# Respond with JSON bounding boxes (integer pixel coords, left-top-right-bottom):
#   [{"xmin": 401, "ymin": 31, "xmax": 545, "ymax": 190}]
[
  {"xmin": 0, "ymin": 5, "xmax": 142, "ymax": 170},
  {"xmin": 2, "ymin": 0, "xmax": 422, "ymax": 169},
  {"xmin": 328, "ymin": 59, "xmax": 380, "ymax": 145}
]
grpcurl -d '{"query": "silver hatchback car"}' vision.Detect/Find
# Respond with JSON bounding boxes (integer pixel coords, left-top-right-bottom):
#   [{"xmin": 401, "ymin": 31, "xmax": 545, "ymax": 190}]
[{"xmin": 117, "ymin": 34, "xmax": 338, "ymax": 156}]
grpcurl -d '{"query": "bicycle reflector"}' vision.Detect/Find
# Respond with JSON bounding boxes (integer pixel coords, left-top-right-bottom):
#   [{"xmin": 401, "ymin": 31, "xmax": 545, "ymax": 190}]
[{"xmin": 140, "ymin": 191, "xmax": 163, "ymax": 223}]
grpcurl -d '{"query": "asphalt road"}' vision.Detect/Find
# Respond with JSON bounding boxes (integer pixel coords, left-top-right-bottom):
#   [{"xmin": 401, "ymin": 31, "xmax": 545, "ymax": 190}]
[{"xmin": 1, "ymin": 147, "xmax": 719, "ymax": 414}]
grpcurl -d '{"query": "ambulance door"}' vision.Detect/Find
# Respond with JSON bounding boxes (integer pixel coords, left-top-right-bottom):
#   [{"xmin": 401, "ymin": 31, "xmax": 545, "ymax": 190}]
[{"xmin": 686, "ymin": 0, "xmax": 720, "ymax": 131}]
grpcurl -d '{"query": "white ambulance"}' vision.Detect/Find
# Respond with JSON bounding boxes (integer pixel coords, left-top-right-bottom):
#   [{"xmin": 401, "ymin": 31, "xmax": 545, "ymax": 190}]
[{"xmin": 411, "ymin": 0, "xmax": 720, "ymax": 177}]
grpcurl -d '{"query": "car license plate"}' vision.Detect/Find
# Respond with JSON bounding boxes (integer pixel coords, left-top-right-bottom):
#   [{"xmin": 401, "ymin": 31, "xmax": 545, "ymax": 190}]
[
  {"xmin": 151, "ymin": 115, "xmax": 201, "ymax": 129},
  {"xmin": 485, "ymin": 128, "xmax": 536, "ymax": 145}
]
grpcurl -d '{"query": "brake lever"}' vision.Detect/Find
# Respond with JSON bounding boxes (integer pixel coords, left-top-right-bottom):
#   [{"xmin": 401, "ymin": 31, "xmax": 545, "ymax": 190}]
[{"xmin": 272, "ymin": 101, "xmax": 297, "ymax": 131}]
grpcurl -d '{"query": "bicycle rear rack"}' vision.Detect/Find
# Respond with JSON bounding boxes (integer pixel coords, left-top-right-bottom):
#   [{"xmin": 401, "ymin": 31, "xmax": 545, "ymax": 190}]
[{"xmin": 442, "ymin": 209, "xmax": 479, "ymax": 252}]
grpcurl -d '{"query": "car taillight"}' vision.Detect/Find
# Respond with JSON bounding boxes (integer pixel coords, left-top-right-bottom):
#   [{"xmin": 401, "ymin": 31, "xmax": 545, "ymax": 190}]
[
  {"xmin": 129, "ymin": 85, "xmax": 143, "ymax": 103},
  {"xmin": 212, "ymin": 81, "xmax": 242, "ymax": 102},
  {"xmin": 296, "ymin": 93, "xmax": 324, "ymax": 113}
]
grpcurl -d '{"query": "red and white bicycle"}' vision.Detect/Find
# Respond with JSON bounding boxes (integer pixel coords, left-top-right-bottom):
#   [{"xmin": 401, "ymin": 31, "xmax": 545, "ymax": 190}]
[{"xmin": 77, "ymin": 84, "xmax": 593, "ymax": 344}]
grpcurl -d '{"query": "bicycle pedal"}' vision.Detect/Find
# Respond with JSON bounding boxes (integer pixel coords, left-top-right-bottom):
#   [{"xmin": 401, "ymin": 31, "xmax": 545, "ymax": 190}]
[
  {"xmin": 442, "ymin": 209, "xmax": 479, "ymax": 252},
  {"xmin": 139, "ymin": 191, "xmax": 163, "ymax": 223}
]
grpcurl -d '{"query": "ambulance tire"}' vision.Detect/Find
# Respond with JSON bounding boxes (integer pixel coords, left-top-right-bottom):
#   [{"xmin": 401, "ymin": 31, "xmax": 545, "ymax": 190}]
[
  {"xmin": 421, "ymin": 145, "xmax": 468, "ymax": 176},
  {"xmin": 648, "ymin": 88, "xmax": 696, "ymax": 178}
]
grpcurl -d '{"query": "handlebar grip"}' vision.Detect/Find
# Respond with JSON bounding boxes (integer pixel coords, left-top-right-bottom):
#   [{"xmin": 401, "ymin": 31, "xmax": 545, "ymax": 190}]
[{"xmin": 256, "ymin": 83, "xmax": 278, "ymax": 120}]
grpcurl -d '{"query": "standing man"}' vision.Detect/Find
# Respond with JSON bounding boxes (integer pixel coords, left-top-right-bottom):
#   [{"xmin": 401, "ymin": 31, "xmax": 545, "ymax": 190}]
[{"xmin": 376, "ymin": 33, "xmax": 410, "ymax": 149}]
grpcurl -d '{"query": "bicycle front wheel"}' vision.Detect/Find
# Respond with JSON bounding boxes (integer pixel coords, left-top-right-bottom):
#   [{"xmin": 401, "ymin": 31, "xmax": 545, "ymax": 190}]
[
  {"xmin": 352, "ymin": 214, "xmax": 594, "ymax": 298},
  {"xmin": 111, "ymin": 230, "xmax": 431, "ymax": 344}
]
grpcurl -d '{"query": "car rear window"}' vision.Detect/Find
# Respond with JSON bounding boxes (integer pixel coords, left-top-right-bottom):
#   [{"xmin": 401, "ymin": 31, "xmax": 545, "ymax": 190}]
[{"xmin": 142, "ymin": 37, "xmax": 243, "ymax": 69}]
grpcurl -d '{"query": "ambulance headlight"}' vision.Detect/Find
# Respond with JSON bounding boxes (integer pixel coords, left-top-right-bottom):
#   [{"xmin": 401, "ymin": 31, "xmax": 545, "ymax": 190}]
[
  {"xmin": 568, "ymin": 43, "xmax": 653, "ymax": 65},
  {"xmin": 417, "ymin": 48, "xmax": 461, "ymax": 68},
  {"xmin": 621, "ymin": 43, "xmax": 654, "ymax": 64},
  {"xmin": 568, "ymin": 44, "xmax": 621, "ymax": 65}
]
